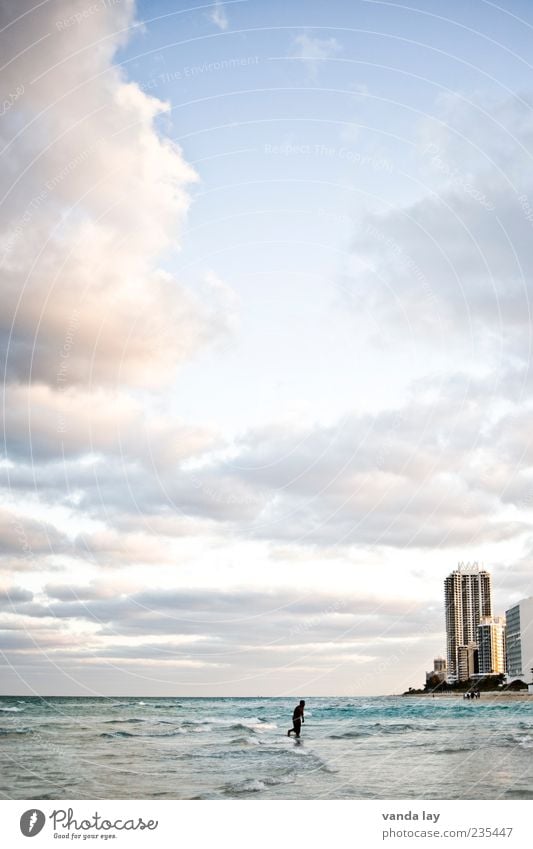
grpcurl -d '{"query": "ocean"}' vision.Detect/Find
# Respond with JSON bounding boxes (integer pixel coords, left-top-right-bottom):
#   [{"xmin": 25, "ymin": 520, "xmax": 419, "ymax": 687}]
[{"xmin": 1, "ymin": 695, "xmax": 532, "ymax": 800}]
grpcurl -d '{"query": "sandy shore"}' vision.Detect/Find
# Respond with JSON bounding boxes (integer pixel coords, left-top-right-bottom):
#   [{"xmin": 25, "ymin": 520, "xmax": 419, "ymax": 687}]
[{"xmin": 403, "ymin": 691, "xmax": 533, "ymax": 701}]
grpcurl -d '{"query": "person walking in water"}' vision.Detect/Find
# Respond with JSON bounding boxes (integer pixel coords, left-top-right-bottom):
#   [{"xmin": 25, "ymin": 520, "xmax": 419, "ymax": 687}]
[{"xmin": 287, "ymin": 700, "xmax": 305, "ymax": 738}]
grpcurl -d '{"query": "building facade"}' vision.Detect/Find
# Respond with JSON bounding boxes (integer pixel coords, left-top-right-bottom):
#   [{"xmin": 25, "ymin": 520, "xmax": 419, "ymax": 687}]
[
  {"xmin": 425, "ymin": 656, "xmax": 447, "ymax": 686},
  {"xmin": 444, "ymin": 563, "xmax": 492, "ymax": 681},
  {"xmin": 457, "ymin": 642, "xmax": 478, "ymax": 682},
  {"xmin": 505, "ymin": 596, "xmax": 533, "ymax": 685},
  {"xmin": 477, "ymin": 616, "xmax": 506, "ymax": 675}
]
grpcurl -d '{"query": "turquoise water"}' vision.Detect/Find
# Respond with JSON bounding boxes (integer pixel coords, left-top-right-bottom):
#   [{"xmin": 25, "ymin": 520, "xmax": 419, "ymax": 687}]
[{"xmin": 1, "ymin": 696, "xmax": 532, "ymax": 800}]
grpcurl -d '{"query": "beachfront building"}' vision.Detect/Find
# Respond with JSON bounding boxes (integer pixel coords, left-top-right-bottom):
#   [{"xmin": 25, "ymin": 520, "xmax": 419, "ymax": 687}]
[
  {"xmin": 433, "ymin": 657, "xmax": 447, "ymax": 675},
  {"xmin": 425, "ymin": 656, "xmax": 447, "ymax": 685},
  {"xmin": 505, "ymin": 596, "xmax": 533, "ymax": 685},
  {"xmin": 457, "ymin": 642, "xmax": 478, "ymax": 682},
  {"xmin": 477, "ymin": 616, "xmax": 506, "ymax": 675},
  {"xmin": 444, "ymin": 563, "xmax": 492, "ymax": 682}
]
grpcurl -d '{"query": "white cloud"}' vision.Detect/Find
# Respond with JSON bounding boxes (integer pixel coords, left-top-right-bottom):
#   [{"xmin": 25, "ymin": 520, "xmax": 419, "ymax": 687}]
[
  {"xmin": 291, "ymin": 33, "xmax": 342, "ymax": 79},
  {"xmin": 0, "ymin": 0, "xmax": 230, "ymax": 390},
  {"xmin": 346, "ymin": 91, "xmax": 533, "ymax": 368},
  {"xmin": 209, "ymin": 1, "xmax": 229, "ymax": 31},
  {"xmin": 3, "ymin": 383, "xmax": 218, "ymax": 467},
  {"xmin": 0, "ymin": 506, "xmax": 70, "ymax": 564}
]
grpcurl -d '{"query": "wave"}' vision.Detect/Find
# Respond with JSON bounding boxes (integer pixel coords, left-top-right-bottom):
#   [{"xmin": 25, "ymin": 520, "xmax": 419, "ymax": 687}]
[
  {"xmin": 0, "ymin": 727, "xmax": 33, "ymax": 736},
  {"xmin": 228, "ymin": 720, "xmax": 277, "ymax": 733},
  {"xmin": 100, "ymin": 731, "xmax": 136, "ymax": 739},
  {"xmin": 504, "ymin": 788, "xmax": 533, "ymax": 799},
  {"xmin": 103, "ymin": 718, "xmax": 146, "ymax": 724},
  {"xmin": 435, "ymin": 746, "xmax": 475, "ymax": 754},
  {"xmin": 178, "ymin": 717, "xmax": 277, "ymax": 734},
  {"xmin": 495, "ymin": 732, "xmax": 533, "ymax": 749},
  {"xmin": 229, "ymin": 736, "xmax": 261, "ymax": 746},
  {"xmin": 143, "ymin": 729, "xmax": 187, "ymax": 738},
  {"xmin": 223, "ymin": 774, "xmax": 295, "ymax": 795},
  {"xmin": 228, "ymin": 723, "xmax": 257, "ymax": 733},
  {"xmin": 375, "ymin": 722, "xmax": 418, "ymax": 732},
  {"xmin": 0, "ymin": 706, "xmax": 24, "ymax": 712},
  {"xmin": 329, "ymin": 730, "xmax": 369, "ymax": 739},
  {"xmin": 329, "ymin": 722, "xmax": 418, "ymax": 739},
  {"xmin": 101, "ymin": 726, "xmax": 187, "ymax": 739}
]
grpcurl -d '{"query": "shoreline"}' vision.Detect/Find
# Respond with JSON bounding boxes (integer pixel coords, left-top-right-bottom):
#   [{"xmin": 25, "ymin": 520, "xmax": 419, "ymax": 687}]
[{"xmin": 402, "ymin": 691, "xmax": 533, "ymax": 701}]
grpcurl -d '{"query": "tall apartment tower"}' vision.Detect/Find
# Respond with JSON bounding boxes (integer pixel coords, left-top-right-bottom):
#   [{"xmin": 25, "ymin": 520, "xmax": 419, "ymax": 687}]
[
  {"xmin": 505, "ymin": 597, "xmax": 533, "ymax": 685},
  {"xmin": 444, "ymin": 563, "xmax": 492, "ymax": 681},
  {"xmin": 477, "ymin": 616, "xmax": 506, "ymax": 675}
]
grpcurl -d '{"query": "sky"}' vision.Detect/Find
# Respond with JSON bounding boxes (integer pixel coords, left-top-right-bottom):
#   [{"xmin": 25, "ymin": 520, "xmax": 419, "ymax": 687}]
[{"xmin": 1, "ymin": 0, "xmax": 533, "ymax": 697}]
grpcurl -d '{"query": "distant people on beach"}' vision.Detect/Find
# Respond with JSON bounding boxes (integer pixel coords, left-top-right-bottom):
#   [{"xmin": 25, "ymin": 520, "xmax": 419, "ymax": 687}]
[
  {"xmin": 463, "ymin": 690, "xmax": 481, "ymax": 699},
  {"xmin": 287, "ymin": 700, "xmax": 305, "ymax": 738}
]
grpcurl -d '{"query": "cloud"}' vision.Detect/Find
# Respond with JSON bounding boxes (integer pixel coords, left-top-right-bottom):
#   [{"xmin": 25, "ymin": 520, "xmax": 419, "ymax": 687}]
[
  {"xmin": 1, "ymin": 585, "xmax": 431, "ymax": 647},
  {"xmin": 290, "ymin": 33, "xmax": 342, "ymax": 79},
  {"xmin": 0, "ymin": 0, "xmax": 230, "ymax": 390},
  {"xmin": 0, "ymin": 586, "xmax": 33, "ymax": 606},
  {"xmin": 346, "ymin": 91, "xmax": 533, "ymax": 366},
  {"xmin": 0, "ymin": 507, "xmax": 70, "ymax": 563},
  {"xmin": 74, "ymin": 527, "xmax": 181, "ymax": 567},
  {"xmin": 209, "ymin": 1, "xmax": 229, "ymax": 31},
  {"xmin": 2, "ymin": 383, "xmax": 217, "ymax": 467},
  {"xmin": 4, "ymin": 375, "xmax": 532, "ymax": 552},
  {"xmin": 0, "ymin": 582, "xmax": 440, "ymax": 693},
  {"xmin": 157, "ymin": 390, "xmax": 528, "ymax": 548}
]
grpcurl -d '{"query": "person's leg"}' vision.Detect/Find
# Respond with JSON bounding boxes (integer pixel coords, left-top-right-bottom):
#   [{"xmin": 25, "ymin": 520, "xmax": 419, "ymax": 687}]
[{"xmin": 294, "ymin": 719, "xmax": 301, "ymax": 738}]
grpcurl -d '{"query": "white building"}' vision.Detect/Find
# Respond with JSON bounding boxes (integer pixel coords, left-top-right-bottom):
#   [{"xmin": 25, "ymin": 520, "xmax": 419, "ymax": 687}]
[
  {"xmin": 444, "ymin": 563, "xmax": 492, "ymax": 681},
  {"xmin": 505, "ymin": 597, "xmax": 533, "ymax": 685},
  {"xmin": 477, "ymin": 616, "xmax": 506, "ymax": 675}
]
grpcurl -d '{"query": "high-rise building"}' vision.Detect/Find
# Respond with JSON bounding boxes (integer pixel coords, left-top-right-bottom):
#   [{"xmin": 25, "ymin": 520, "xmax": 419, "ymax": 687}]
[
  {"xmin": 457, "ymin": 642, "xmax": 478, "ymax": 682},
  {"xmin": 425, "ymin": 656, "xmax": 447, "ymax": 685},
  {"xmin": 477, "ymin": 616, "xmax": 506, "ymax": 675},
  {"xmin": 505, "ymin": 597, "xmax": 533, "ymax": 685},
  {"xmin": 444, "ymin": 563, "xmax": 492, "ymax": 681}
]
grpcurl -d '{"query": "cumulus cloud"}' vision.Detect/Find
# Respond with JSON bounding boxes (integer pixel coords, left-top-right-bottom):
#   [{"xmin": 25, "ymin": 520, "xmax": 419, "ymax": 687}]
[
  {"xmin": 3, "ymin": 383, "xmax": 217, "ymax": 467},
  {"xmin": 0, "ymin": 506, "xmax": 70, "ymax": 563},
  {"xmin": 0, "ymin": 0, "xmax": 229, "ymax": 390},
  {"xmin": 347, "ymin": 92, "xmax": 533, "ymax": 366},
  {"xmin": 4, "ymin": 378, "xmax": 531, "ymax": 552},
  {"xmin": 0, "ymin": 586, "xmax": 33, "ymax": 606}
]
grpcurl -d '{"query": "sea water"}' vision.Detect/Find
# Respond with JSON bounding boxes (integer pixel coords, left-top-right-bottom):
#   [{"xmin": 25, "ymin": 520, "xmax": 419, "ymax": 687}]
[{"xmin": 1, "ymin": 696, "xmax": 532, "ymax": 799}]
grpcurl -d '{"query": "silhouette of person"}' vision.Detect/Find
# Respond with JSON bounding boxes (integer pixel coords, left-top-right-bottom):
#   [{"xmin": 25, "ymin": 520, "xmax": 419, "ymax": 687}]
[{"xmin": 287, "ymin": 700, "xmax": 305, "ymax": 738}]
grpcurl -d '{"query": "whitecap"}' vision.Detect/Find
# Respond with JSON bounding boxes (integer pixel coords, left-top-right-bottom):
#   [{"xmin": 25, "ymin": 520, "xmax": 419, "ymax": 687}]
[{"xmin": 225, "ymin": 774, "xmax": 295, "ymax": 794}]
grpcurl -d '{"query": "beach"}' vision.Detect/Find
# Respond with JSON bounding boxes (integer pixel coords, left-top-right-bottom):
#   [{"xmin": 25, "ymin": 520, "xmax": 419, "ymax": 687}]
[
  {"xmin": 405, "ymin": 691, "xmax": 533, "ymax": 701},
  {"xmin": 1, "ymin": 695, "xmax": 532, "ymax": 800}
]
